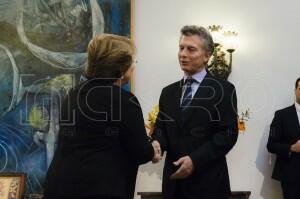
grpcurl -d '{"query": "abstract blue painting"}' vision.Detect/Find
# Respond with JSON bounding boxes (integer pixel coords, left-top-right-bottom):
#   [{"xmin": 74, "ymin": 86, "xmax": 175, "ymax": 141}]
[{"xmin": 0, "ymin": 0, "xmax": 132, "ymax": 194}]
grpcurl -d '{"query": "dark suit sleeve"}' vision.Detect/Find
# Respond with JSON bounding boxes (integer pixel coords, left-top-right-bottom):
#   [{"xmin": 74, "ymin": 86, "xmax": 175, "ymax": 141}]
[
  {"xmin": 189, "ymin": 84, "xmax": 238, "ymax": 169},
  {"xmin": 267, "ymin": 111, "xmax": 291, "ymax": 158},
  {"xmin": 152, "ymin": 88, "xmax": 168, "ymax": 152},
  {"xmin": 119, "ymin": 95, "xmax": 154, "ymax": 165}
]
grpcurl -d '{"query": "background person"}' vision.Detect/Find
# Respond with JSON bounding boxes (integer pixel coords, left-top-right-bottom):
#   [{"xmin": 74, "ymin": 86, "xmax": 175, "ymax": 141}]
[{"xmin": 267, "ymin": 77, "xmax": 300, "ymax": 199}]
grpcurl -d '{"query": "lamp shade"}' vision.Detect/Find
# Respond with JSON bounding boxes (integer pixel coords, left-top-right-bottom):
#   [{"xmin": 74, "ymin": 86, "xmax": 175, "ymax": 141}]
[
  {"xmin": 223, "ymin": 31, "xmax": 238, "ymax": 51},
  {"xmin": 208, "ymin": 25, "xmax": 223, "ymax": 45}
]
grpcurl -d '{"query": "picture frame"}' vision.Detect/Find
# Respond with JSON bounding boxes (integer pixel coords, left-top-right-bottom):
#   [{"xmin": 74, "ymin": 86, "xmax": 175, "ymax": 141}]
[
  {"xmin": 0, "ymin": 173, "xmax": 26, "ymax": 199},
  {"xmin": 130, "ymin": 0, "xmax": 135, "ymax": 92}
]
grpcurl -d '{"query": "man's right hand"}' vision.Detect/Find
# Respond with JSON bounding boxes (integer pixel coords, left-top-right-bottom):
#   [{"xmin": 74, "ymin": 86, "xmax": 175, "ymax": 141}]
[{"xmin": 291, "ymin": 140, "xmax": 300, "ymax": 153}]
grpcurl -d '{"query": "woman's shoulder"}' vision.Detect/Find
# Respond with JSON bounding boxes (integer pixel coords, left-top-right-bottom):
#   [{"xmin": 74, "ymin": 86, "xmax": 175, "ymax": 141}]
[{"xmin": 120, "ymin": 88, "xmax": 139, "ymax": 105}]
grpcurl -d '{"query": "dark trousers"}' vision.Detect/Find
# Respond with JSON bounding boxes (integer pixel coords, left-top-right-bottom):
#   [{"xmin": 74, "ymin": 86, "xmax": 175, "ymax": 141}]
[{"xmin": 281, "ymin": 181, "xmax": 300, "ymax": 199}]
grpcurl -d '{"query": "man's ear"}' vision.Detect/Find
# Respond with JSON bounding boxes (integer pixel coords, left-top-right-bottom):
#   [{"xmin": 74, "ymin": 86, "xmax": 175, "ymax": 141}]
[{"xmin": 204, "ymin": 52, "xmax": 212, "ymax": 63}]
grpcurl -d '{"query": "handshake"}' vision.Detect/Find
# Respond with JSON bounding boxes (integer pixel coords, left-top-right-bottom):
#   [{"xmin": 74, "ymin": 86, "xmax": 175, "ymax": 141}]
[{"xmin": 151, "ymin": 140, "xmax": 162, "ymax": 163}]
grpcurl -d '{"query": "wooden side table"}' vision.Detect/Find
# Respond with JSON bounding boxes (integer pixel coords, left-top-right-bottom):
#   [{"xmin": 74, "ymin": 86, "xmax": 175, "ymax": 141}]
[
  {"xmin": 229, "ymin": 191, "xmax": 251, "ymax": 199},
  {"xmin": 138, "ymin": 191, "xmax": 251, "ymax": 199},
  {"xmin": 137, "ymin": 192, "xmax": 161, "ymax": 199}
]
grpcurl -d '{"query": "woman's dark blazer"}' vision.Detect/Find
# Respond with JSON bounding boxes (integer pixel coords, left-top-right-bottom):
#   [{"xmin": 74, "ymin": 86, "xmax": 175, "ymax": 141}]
[{"xmin": 43, "ymin": 79, "xmax": 154, "ymax": 199}]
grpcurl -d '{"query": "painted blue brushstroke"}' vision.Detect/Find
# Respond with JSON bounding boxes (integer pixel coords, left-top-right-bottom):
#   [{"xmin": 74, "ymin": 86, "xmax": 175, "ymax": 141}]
[
  {"xmin": 0, "ymin": 92, "xmax": 48, "ymax": 194},
  {"xmin": 110, "ymin": 2, "xmax": 121, "ymax": 34}
]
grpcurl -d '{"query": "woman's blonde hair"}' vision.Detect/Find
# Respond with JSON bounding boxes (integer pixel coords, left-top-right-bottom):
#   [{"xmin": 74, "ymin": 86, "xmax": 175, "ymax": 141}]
[{"xmin": 85, "ymin": 34, "xmax": 135, "ymax": 80}]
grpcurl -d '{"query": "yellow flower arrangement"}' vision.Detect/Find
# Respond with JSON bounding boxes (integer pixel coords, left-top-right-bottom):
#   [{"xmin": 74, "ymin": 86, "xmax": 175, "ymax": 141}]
[
  {"xmin": 145, "ymin": 105, "xmax": 159, "ymax": 137},
  {"xmin": 238, "ymin": 108, "xmax": 250, "ymax": 132}
]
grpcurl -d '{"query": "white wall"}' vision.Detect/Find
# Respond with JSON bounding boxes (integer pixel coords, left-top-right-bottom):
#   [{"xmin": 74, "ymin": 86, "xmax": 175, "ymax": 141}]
[{"xmin": 133, "ymin": 1, "xmax": 300, "ymax": 199}]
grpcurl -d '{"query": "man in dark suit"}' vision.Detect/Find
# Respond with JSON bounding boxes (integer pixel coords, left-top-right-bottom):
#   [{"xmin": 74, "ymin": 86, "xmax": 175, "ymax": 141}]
[
  {"xmin": 152, "ymin": 25, "xmax": 239, "ymax": 199},
  {"xmin": 267, "ymin": 77, "xmax": 300, "ymax": 199}
]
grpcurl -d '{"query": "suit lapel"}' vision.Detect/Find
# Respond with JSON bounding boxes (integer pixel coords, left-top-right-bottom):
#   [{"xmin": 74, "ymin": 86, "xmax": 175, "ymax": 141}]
[
  {"xmin": 289, "ymin": 105, "xmax": 300, "ymax": 133},
  {"xmin": 169, "ymin": 79, "xmax": 184, "ymax": 127}
]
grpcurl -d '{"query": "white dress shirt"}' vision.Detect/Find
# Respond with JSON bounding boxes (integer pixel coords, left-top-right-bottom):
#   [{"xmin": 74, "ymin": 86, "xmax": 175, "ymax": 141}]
[{"xmin": 181, "ymin": 69, "xmax": 207, "ymax": 103}]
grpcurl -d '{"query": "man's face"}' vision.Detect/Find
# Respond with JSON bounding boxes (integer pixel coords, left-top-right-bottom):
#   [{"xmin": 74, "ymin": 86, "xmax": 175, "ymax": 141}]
[
  {"xmin": 295, "ymin": 81, "xmax": 300, "ymax": 104},
  {"xmin": 178, "ymin": 35, "xmax": 211, "ymax": 76}
]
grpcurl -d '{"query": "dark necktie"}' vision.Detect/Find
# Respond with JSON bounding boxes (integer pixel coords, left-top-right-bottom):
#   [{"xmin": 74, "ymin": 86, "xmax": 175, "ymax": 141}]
[{"xmin": 181, "ymin": 78, "xmax": 195, "ymax": 111}]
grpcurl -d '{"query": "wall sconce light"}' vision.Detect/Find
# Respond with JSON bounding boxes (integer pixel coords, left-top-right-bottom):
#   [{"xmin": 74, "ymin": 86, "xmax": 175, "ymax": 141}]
[{"xmin": 207, "ymin": 25, "xmax": 238, "ymax": 80}]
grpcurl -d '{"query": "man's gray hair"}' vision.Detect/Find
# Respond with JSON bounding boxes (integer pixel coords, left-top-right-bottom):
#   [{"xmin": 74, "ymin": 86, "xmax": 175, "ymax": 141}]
[{"xmin": 181, "ymin": 25, "xmax": 214, "ymax": 55}]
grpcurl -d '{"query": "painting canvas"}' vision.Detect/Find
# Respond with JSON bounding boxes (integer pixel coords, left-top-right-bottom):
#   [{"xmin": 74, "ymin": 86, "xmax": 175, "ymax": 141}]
[{"xmin": 0, "ymin": 0, "xmax": 133, "ymax": 194}]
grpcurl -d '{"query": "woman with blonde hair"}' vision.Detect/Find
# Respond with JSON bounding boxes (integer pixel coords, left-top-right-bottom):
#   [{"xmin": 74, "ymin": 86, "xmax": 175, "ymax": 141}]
[{"xmin": 43, "ymin": 34, "xmax": 160, "ymax": 199}]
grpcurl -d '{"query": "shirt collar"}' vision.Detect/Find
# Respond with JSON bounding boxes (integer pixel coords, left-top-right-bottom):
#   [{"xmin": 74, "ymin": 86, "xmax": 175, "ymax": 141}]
[
  {"xmin": 295, "ymin": 101, "xmax": 300, "ymax": 112},
  {"xmin": 183, "ymin": 68, "xmax": 207, "ymax": 83}
]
